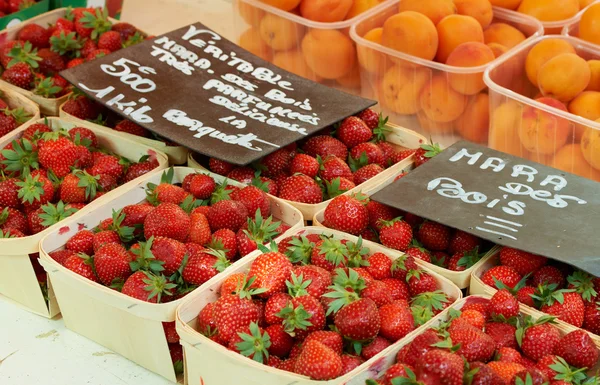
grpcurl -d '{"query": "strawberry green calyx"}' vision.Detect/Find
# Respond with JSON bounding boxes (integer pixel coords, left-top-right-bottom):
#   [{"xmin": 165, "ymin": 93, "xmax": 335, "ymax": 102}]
[
  {"xmin": 515, "ymin": 315, "xmax": 557, "ymax": 347},
  {"xmin": 582, "ymin": 376, "xmax": 600, "ymax": 385},
  {"xmin": 257, "ymin": 240, "xmax": 279, "ymax": 254},
  {"xmin": 237, "ymin": 276, "xmax": 267, "ymax": 300},
  {"xmin": 206, "ymin": 248, "xmax": 231, "ymax": 273},
  {"xmin": 456, "ymin": 247, "xmax": 485, "ymax": 269},
  {"xmin": 2, "ymin": 139, "xmax": 39, "ymax": 176},
  {"xmin": 71, "ymin": 132, "xmax": 93, "ymax": 148},
  {"xmin": 123, "ymin": 32, "xmax": 145, "ymax": 48},
  {"xmin": 106, "ymin": 209, "xmax": 135, "ymax": 242},
  {"xmin": 411, "ymin": 305, "xmax": 434, "ymax": 326},
  {"xmin": 332, "ymin": 268, "xmax": 366, "ymax": 292},
  {"xmin": 531, "ymin": 285, "xmax": 574, "ymax": 308},
  {"xmin": 567, "ymin": 271, "xmax": 598, "ymax": 302},
  {"xmin": 75, "ymin": 170, "xmax": 100, "ymax": 200},
  {"xmin": 49, "ymin": 31, "xmax": 82, "ymax": 57},
  {"xmin": 390, "ymin": 366, "xmax": 422, "ymax": 385},
  {"xmin": 513, "ymin": 373, "xmax": 537, "ymax": 385},
  {"xmin": 129, "ymin": 237, "xmax": 165, "ymax": 273},
  {"xmin": 324, "ymin": 177, "xmax": 351, "ymax": 199},
  {"xmin": 420, "ymin": 141, "xmax": 443, "ymax": 159},
  {"xmin": 277, "ymin": 302, "xmax": 313, "ymax": 336},
  {"xmin": 7, "ymin": 41, "xmax": 41, "ymax": 69},
  {"xmin": 145, "ymin": 168, "xmax": 175, "ymax": 205},
  {"xmin": 141, "ymin": 270, "xmax": 177, "ymax": 303},
  {"xmin": 250, "ymin": 171, "xmax": 270, "ymax": 193},
  {"xmin": 80, "ymin": 8, "xmax": 113, "ymax": 40},
  {"xmin": 235, "ymin": 322, "xmax": 271, "ymax": 364},
  {"xmin": 495, "ymin": 274, "xmax": 531, "ymax": 296},
  {"xmin": 372, "ymin": 114, "xmax": 390, "ymax": 143},
  {"xmin": 284, "ymin": 236, "xmax": 315, "ymax": 265},
  {"xmin": 33, "ymin": 77, "xmax": 63, "ymax": 98},
  {"xmin": 379, "ymin": 216, "xmax": 405, "ymax": 230},
  {"xmin": 41, "ymin": 129, "xmax": 70, "ymax": 141},
  {"xmin": 244, "ymin": 210, "xmax": 281, "ymax": 245},
  {"xmin": 4, "ymin": 107, "xmax": 32, "ymax": 125},
  {"xmin": 345, "ymin": 236, "xmax": 369, "ymax": 268},
  {"xmin": 324, "ymin": 269, "xmax": 365, "ymax": 315},
  {"xmin": 0, "ymin": 229, "xmax": 18, "ymax": 238},
  {"xmin": 210, "ymin": 179, "xmax": 232, "ymax": 205},
  {"xmin": 16, "ymin": 173, "xmax": 45, "ymax": 204},
  {"xmin": 319, "ymin": 236, "xmax": 349, "ymax": 268},
  {"xmin": 286, "ymin": 273, "xmax": 311, "ymax": 297},
  {"xmin": 39, "ymin": 201, "xmax": 78, "ymax": 227},
  {"xmin": 391, "ymin": 255, "xmax": 411, "ymax": 275},
  {"xmin": 411, "ymin": 290, "xmax": 450, "ymax": 314},
  {"xmin": 348, "ymin": 151, "xmax": 369, "ymax": 173},
  {"xmin": 406, "ymin": 269, "xmax": 426, "ymax": 284},
  {"xmin": 179, "ymin": 195, "xmax": 206, "ymax": 213},
  {"xmin": 548, "ymin": 356, "xmax": 587, "ymax": 384},
  {"xmin": 88, "ymin": 114, "xmax": 107, "ymax": 127}
]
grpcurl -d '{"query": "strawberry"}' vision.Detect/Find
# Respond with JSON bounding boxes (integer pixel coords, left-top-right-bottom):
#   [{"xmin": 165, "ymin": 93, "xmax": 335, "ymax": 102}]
[
  {"xmin": 114, "ymin": 119, "xmax": 150, "ymax": 137},
  {"xmin": 538, "ymin": 290, "xmax": 585, "ymax": 327},
  {"xmin": 294, "ymin": 340, "xmax": 343, "ymax": 380},
  {"xmin": 567, "ymin": 271, "xmax": 599, "ymax": 304},
  {"xmin": 303, "ymin": 135, "xmax": 348, "ymax": 160},
  {"xmin": 264, "ymin": 323, "xmax": 293, "ymax": 358},
  {"xmin": 264, "ymin": 292, "xmax": 291, "ymax": 325},
  {"xmin": 448, "ymin": 230, "xmax": 482, "ymax": 255},
  {"xmin": 516, "ymin": 286, "xmax": 536, "ymax": 307},
  {"xmin": 0, "ymin": 110, "xmax": 17, "ymax": 137},
  {"xmin": 414, "ymin": 142, "xmax": 442, "ymax": 167},
  {"xmin": 76, "ymin": 8, "xmax": 112, "ymax": 39},
  {"xmin": 182, "ymin": 249, "xmax": 230, "ymax": 285},
  {"xmin": 379, "ymin": 218, "xmax": 413, "ymax": 251},
  {"xmin": 17, "ymin": 173, "xmax": 54, "ymax": 210},
  {"xmin": 399, "ymin": 329, "xmax": 441, "ymax": 367},
  {"xmin": 123, "ymin": 159, "xmax": 158, "ymax": 183},
  {"xmin": 122, "ymin": 203, "xmax": 154, "ymax": 228},
  {"xmin": 332, "ymin": 297, "xmax": 380, "ymax": 341},
  {"xmin": 341, "ymin": 355, "xmax": 363, "ymax": 375},
  {"xmin": 49, "ymin": 249, "xmax": 76, "ymax": 265},
  {"xmin": 366, "ymin": 201, "xmax": 400, "ymax": 231},
  {"xmin": 584, "ymin": 303, "xmax": 600, "ymax": 334},
  {"xmin": 391, "ymin": 255, "xmax": 419, "ymax": 282},
  {"xmin": 63, "ymin": 253, "xmax": 98, "ymax": 282},
  {"xmin": 293, "ymin": 265, "xmax": 331, "ymax": 298},
  {"xmin": 88, "ymin": 155, "xmax": 123, "ymax": 180},
  {"xmin": 227, "ymin": 166, "xmax": 254, "ymax": 184},
  {"xmin": 214, "ymin": 277, "xmax": 263, "ymax": 344},
  {"xmin": 27, "ymin": 201, "xmax": 78, "ymax": 234},
  {"xmin": 37, "ymin": 48, "xmax": 65, "ymax": 75},
  {"xmin": 532, "ymin": 266, "xmax": 566, "ymax": 288},
  {"xmin": 94, "ymin": 243, "xmax": 132, "ymax": 286},
  {"xmin": 2, "ymin": 62, "xmax": 33, "ymax": 89},
  {"xmin": 459, "ymin": 309, "xmax": 485, "ymax": 329},
  {"xmin": 511, "ymin": 369, "xmax": 548, "ymax": 385},
  {"xmin": 518, "ymin": 316, "xmax": 561, "ymax": 362},
  {"xmin": 16, "ymin": 24, "xmax": 50, "ymax": 49},
  {"xmin": 69, "ymin": 126, "xmax": 98, "ymax": 148},
  {"xmin": 482, "ymin": 266, "xmax": 522, "ymax": 289},
  {"xmin": 304, "ymin": 331, "xmax": 344, "ymax": 355},
  {"xmin": 235, "ymin": 185, "xmax": 270, "ymax": 218},
  {"xmin": 381, "ymin": 278, "xmax": 410, "ymax": 301},
  {"xmin": 490, "ymin": 289, "xmax": 520, "ymax": 318},
  {"xmin": 337, "ymin": 116, "xmax": 373, "ymax": 148},
  {"xmin": 189, "ymin": 210, "xmax": 211, "ymax": 246},
  {"xmin": 416, "ymin": 349, "xmax": 464, "ymax": 385},
  {"xmin": 378, "ymin": 300, "xmax": 415, "ymax": 341},
  {"xmin": 92, "ymin": 231, "xmax": 120, "ymax": 252},
  {"xmin": 554, "ymin": 329, "xmax": 599, "ymax": 369},
  {"xmin": 353, "ymin": 164, "xmax": 384, "ymax": 185},
  {"xmin": 365, "ymin": 252, "xmax": 392, "ymax": 280},
  {"xmin": 417, "ymin": 221, "xmax": 451, "ymax": 251},
  {"xmin": 210, "ymin": 228, "xmax": 238, "ymax": 260},
  {"xmin": 208, "ymin": 158, "xmax": 235, "ymax": 175},
  {"xmin": 259, "ymin": 147, "xmax": 293, "ymax": 177},
  {"xmin": 0, "ymin": 207, "xmax": 27, "ymax": 234},
  {"xmin": 310, "ymin": 237, "xmax": 348, "ymax": 271},
  {"xmin": 188, "ymin": 174, "xmax": 215, "ymax": 199},
  {"xmin": 466, "ymin": 362, "xmax": 504, "ymax": 385},
  {"xmin": 237, "ymin": 214, "xmax": 281, "ymax": 256},
  {"xmin": 62, "ymin": 95, "xmax": 101, "ymax": 120},
  {"xmin": 66, "ymin": 58, "xmax": 85, "ymax": 68},
  {"xmin": 66, "ymin": 229, "xmax": 94, "ymax": 255},
  {"xmin": 111, "ymin": 22, "xmax": 138, "ymax": 40},
  {"xmin": 323, "ymin": 194, "xmax": 369, "ymax": 235},
  {"xmin": 356, "ymin": 109, "xmax": 380, "ymax": 130},
  {"xmin": 362, "ymin": 280, "xmax": 393, "ymax": 307},
  {"xmin": 206, "ymin": 200, "xmax": 248, "ymax": 232},
  {"xmin": 447, "ymin": 248, "xmax": 482, "ymax": 271},
  {"xmin": 150, "ymin": 236, "xmax": 187, "ymax": 276},
  {"xmin": 407, "ymin": 270, "xmax": 438, "ymax": 296},
  {"xmin": 98, "ymin": 31, "xmax": 122, "ymax": 52},
  {"xmin": 39, "ymin": 136, "xmax": 78, "ymax": 178},
  {"xmin": 0, "ymin": 178, "xmax": 20, "ymax": 209},
  {"xmin": 144, "ymin": 202, "xmax": 191, "ymax": 242},
  {"xmin": 362, "ymin": 336, "xmax": 391, "ymax": 360},
  {"xmin": 324, "ymin": 176, "xmax": 355, "ymax": 200},
  {"xmin": 487, "ymin": 362, "xmax": 526, "ymax": 383},
  {"xmin": 319, "ymin": 155, "xmax": 353, "ymax": 182},
  {"xmin": 248, "ymin": 250, "xmax": 292, "ymax": 298},
  {"xmin": 381, "ymin": 363, "xmax": 413, "ymax": 384},
  {"xmin": 162, "ymin": 321, "xmax": 179, "ymax": 344},
  {"xmin": 350, "ymin": 142, "xmax": 385, "ymax": 167},
  {"xmin": 285, "ymin": 293, "xmax": 326, "ymax": 339},
  {"xmin": 278, "ymin": 174, "xmax": 322, "ymax": 204},
  {"xmin": 289, "ymin": 153, "xmax": 319, "ymax": 178},
  {"xmin": 60, "ymin": 171, "xmax": 99, "ymax": 203},
  {"xmin": 55, "ymin": 17, "xmax": 74, "ymax": 32},
  {"xmin": 449, "ymin": 323, "xmax": 495, "ymax": 362},
  {"xmin": 121, "ymin": 271, "xmax": 176, "ymax": 303},
  {"xmin": 499, "ymin": 247, "xmax": 548, "ymax": 276}
]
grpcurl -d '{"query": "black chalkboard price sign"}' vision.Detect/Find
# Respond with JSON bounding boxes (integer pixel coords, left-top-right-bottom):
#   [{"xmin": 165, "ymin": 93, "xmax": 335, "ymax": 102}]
[
  {"xmin": 371, "ymin": 141, "xmax": 600, "ymax": 276},
  {"xmin": 59, "ymin": 23, "xmax": 375, "ymax": 165}
]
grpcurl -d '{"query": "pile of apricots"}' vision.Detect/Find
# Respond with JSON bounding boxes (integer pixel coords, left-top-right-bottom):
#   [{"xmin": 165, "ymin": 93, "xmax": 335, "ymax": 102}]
[
  {"xmin": 493, "ymin": 0, "xmax": 595, "ymax": 31},
  {"xmin": 571, "ymin": 2, "xmax": 600, "ymax": 46},
  {"xmin": 236, "ymin": 0, "xmax": 387, "ymax": 90}
]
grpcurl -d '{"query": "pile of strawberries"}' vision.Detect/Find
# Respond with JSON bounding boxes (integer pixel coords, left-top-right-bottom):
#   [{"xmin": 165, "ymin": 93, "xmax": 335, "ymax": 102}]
[
  {"xmin": 0, "ymin": 0, "xmax": 38, "ymax": 18},
  {"xmin": 0, "ymin": 121, "xmax": 158, "ymax": 238},
  {"xmin": 368, "ymin": 295, "xmax": 600, "ymax": 385},
  {"xmin": 0, "ymin": 90, "xmax": 33, "ymax": 136},
  {"xmin": 50, "ymin": 168, "xmax": 291, "ymax": 373},
  {"xmin": 196, "ymin": 109, "xmax": 430, "ymax": 204},
  {"xmin": 195, "ymin": 232, "xmax": 456, "ymax": 380},
  {"xmin": 480, "ymin": 246, "xmax": 600, "ymax": 337},
  {"xmin": 0, "ymin": 7, "xmax": 146, "ymax": 98}
]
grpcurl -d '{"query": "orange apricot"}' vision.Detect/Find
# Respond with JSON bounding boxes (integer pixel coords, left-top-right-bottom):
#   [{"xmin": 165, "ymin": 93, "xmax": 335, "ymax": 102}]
[
  {"xmin": 580, "ymin": 0, "xmax": 596, "ymax": 7},
  {"xmin": 420, "ymin": 75, "xmax": 468, "ymax": 123},
  {"xmin": 272, "ymin": 50, "xmax": 322, "ymax": 82},
  {"xmin": 300, "ymin": 0, "xmax": 353, "ymax": 22},
  {"xmin": 345, "ymin": 0, "xmax": 380, "ymax": 19},
  {"xmin": 455, "ymin": 92, "xmax": 490, "ymax": 143},
  {"xmin": 489, "ymin": 0, "xmax": 522, "ymax": 10},
  {"xmin": 446, "ymin": 42, "xmax": 495, "ymax": 95},
  {"xmin": 301, "ymin": 29, "xmax": 356, "ymax": 79},
  {"xmin": 417, "ymin": 110, "xmax": 456, "ymax": 135},
  {"xmin": 336, "ymin": 60, "xmax": 361, "ymax": 88},
  {"xmin": 538, "ymin": 53, "xmax": 591, "ymax": 103},
  {"xmin": 237, "ymin": 0, "xmax": 265, "ymax": 26},
  {"xmin": 436, "ymin": 15, "xmax": 484, "ymax": 63},
  {"xmin": 581, "ymin": 122, "xmax": 600, "ymax": 170},
  {"xmin": 381, "ymin": 65, "xmax": 431, "ymax": 115},
  {"xmin": 587, "ymin": 60, "xmax": 600, "ymax": 92},
  {"xmin": 525, "ymin": 38, "xmax": 577, "ymax": 87},
  {"xmin": 381, "ymin": 11, "xmax": 439, "ymax": 62},
  {"xmin": 579, "ymin": 3, "xmax": 600, "ymax": 46},
  {"xmin": 519, "ymin": 97, "xmax": 570, "ymax": 154},
  {"xmin": 260, "ymin": 0, "xmax": 302, "ymax": 11},
  {"xmin": 487, "ymin": 43, "xmax": 508, "ymax": 58},
  {"xmin": 397, "ymin": 0, "xmax": 457, "ymax": 25},
  {"xmin": 259, "ymin": 14, "xmax": 305, "ymax": 51},
  {"xmin": 517, "ymin": 0, "xmax": 579, "ymax": 22},
  {"xmin": 238, "ymin": 28, "xmax": 272, "ymax": 61},
  {"xmin": 453, "ymin": 0, "xmax": 494, "ymax": 29},
  {"xmin": 357, "ymin": 28, "xmax": 387, "ymax": 74},
  {"xmin": 554, "ymin": 143, "xmax": 600, "ymax": 179},
  {"xmin": 489, "ymin": 100, "xmax": 524, "ymax": 155},
  {"xmin": 483, "ymin": 23, "xmax": 527, "ymax": 50},
  {"xmin": 568, "ymin": 91, "xmax": 600, "ymax": 141}
]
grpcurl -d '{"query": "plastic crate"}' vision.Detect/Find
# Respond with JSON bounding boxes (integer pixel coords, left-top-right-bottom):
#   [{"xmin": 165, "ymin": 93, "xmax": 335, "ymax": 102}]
[
  {"xmin": 484, "ymin": 35, "xmax": 600, "ymax": 182},
  {"xmin": 562, "ymin": 1, "xmax": 600, "ymax": 47},
  {"xmin": 350, "ymin": 2, "xmax": 543, "ymax": 148}
]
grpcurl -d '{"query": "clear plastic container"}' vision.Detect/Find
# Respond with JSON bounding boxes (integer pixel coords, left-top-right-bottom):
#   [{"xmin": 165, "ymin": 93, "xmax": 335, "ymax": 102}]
[
  {"xmin": 562, "ymin": 1, "xmax": 600, "ymax": 46},
  {"xmin": 350, "ymin": 2, "xmax": 543, "ymax": 148},
  {"xmin": 484, "ymin": 35, "xmax": 600, "ymax": 182},
  {"xmin": 232, "ymin": 0, "xmax": 397, "ymax": 95}
]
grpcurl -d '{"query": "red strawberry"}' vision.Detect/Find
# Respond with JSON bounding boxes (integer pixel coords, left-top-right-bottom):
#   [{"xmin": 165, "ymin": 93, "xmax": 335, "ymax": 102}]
[
  {"xmin": 66, "ymin": 58, "xmax": 85, "ymax": 68},
  {"xmin": 123, "ymin": 159, "xmax": 158, "ymax": 183},
  {"xmin": 399, "ymin": 329, "xmax": 440, "ymax": 367},
  {"xmin": 0, "ymin": 178, "xmax": 21, "ymax": 208},
  {"xmin": 289, "ymin": 153, "xmax": 319, "ymax": 178},
  {"xmin": 337, "ymin": 116, "xmax": 373, "ymax": 148},
  {"xmin": 163, "ymin": 321, "xmax": 179, "ymax": 344},
  {"xmin": 114, "ymin": 119, "xmax": 150, "ymax": 137},
  {"xmin": 111, "ymin": 22, "xmax": 138, "ymax": 40},
  {"xmin": 94, "ymin": 243, "xmax": 132, "ymax": 286},
  {"xmin": 584, "ymin": 303, "xmax": 600, "ymax": 334},
  {"xmin": 334, "ymin": 297, "xmax": 380, "ymax": 340},
  {"xmin": 487, "ymin": 362, "xmax": 526, "ymax": 383},
  {"xmin": 391, "ymin": 255, "xmax": 419, "ymax": 282},
  {"xmin": 364, "ymin": 252, "xmax": 392, "ymax": 280},
  {"xmin": 350, "ymin": 142, "xmax": 385, "ymax": 166},
  {"xmin": 278, "ymin": 174, "xmax": 322, "ymax": 204},
  {"xmin": 39, "ymin": 137, "xmax": 78, "ymax": 178},
  {"xmin": 356, "ymin": 108, "xmax": 379, "ymax": 130},
  {"xmin": 88, "ymin": 155, "xmax": 123, "ymax": 180},
  {"xmin": 499, "ymin": 247, "xmax": 548, "ymax": 276},
  {"xmin": 482, "ymin": 266, "xmax": 522, "ymax": 289},
  {"xmin": 366, "ymin": 201, "xmax": 400, "ymax": 231},
  {"xmin": 448, "ymin": 230, "xmax": 482, "ymax": 254},
  {"xmin": 206, "ymin": 200, "xmax": 248, "ymax": 232},
  {"xmin": 264, "ymin": 324, "xmax": 294, "ymax": 358},
  {"xmin": 323, "ymin": 194, "xmax": 368, "ymax": 235},
  {"xmin": 449, "ymin": 323, "xmax": 495, "ymax": 362},
  {"xmin": 122, "ymin": 203, "xmax": 154, "ymax": 228},
  {"xmin": 539, "ymin": 291, "xmax": 585, "ymax": 327},
  {"xmin": 17, "ymin": 24, "xmax": 50, "ymax": 49},
  {"xmin": 264, "ymin": 292, "xmax": 291, "ymax": 325},
  {"xmin": 407, "ymin": 270, "xmax": 438, "ymax": 296},
  {"xmin": 259, "ymin": 147, "xmax": 294, "ymax": 177},
  {"xmin": 417, "ymin": 221, "xmax": 451, "ymax": 251},
  {"xmin": 214, "ymin": 278, "xmax": 262, "ymax": 344},
  {"xmin": 378, "ymin": 300, "xmax": 415, "ymax": 341},
  {"xmin": 490, "ymin": 289, "xmax": 520, "ymax": 319},
  {"xmin": 511, "ymin": 368, "xmax": 548, "ymax": 385},
  {"xmin": 554, "ymin": 329, "xmax": 599, "ymax": 369},
  {"xmin": 227, "ymin": 166, "xmax": 254, "ymax": 184},
  {"xmin": 63, "ymin": 253, "xmax": 98, "ymax": 282},
  {"xmin": 0, "ymin": 207, "xmax": 28, "ymax": 234},
  {"xmin": 150, "ymin": 237, "xmax": 187, "ymax": 276},
  {"xmin": 459, "ymin": 309, "xmax": 486, "ymax": 329},
  {"xmin": 69, "ymin": 126, "xmax": 98, "ymax": 147},
  {"xmin": 144, "ymin": 202, "xmax": 191, "ymax": 242},
  {"xmin": 362, "ymin": 280, "xmax": 393, "ymax": 307},
  {"xmin": 37, "ymin": 48, "xmax": 65, "ymax": 75},
  {"xmin": 208, "ymin": 158, "xmax": 235, "ymax": 175},
  {"xmin": 121, "ymin": 271, "xmax": 175, "ymax": 303},
  {"xmin": 210, "ymin": 228, "xmax": 238, "ymax": 260},
  {"xmin": 519, "ymin": 318, "xmax": 561, "ymax": 362},
  {"xmin": 66, "ymin": 229, "xmax": 94, "ymax": 255},
  {"xmin": 182, "ymin": 250, "xmax": 229, "ymax": 285},
  {"xmin": 532, "ymin": 266, "xmax": 565, "ymax": 288},
  {"xmin": 62, "ymin": 96, "xmax": 101, "ymax": 120},
  {"xmin": 353, "ymin": 164, "xmax": 384, "ymax": 185},
  {"xmin": 55, "ymin": 17, "xmax": 74, "ymax": 32},
  {"xmin": 381, "ymin": 278, "xmax": 410, "ymax": 301},
  {"xmin": 319, "ymin": 155, "xmax": 353, "ymax": 182},
  {"xmin": 382, "ymin": 363, "xmax": 414, "ymax": 385},
  {"xmin": 304, "ymin": 331, "xmax": 344, "ymax": 355},
  {"xmin": 303, "ymin": 135, "xmax": 348, "ymax": 159},
  {"xmin": 248, "ymin": 250, "xmax": 292, "ymax": 298},
  {"xmin": 416, "ymin": 349, "xmax": 464, "ymax": 385},
  {"xmin": 93, "ymin": 231, "xmax": 120, "ymax": 252},
  {"xmin": 98, "ymin": 31, "xmax": 122, "ymax": 52},
  {"xmin": 516, "ymin": 286, "xmax": 536, "ymax": 307},
  {"xmin": 294, "ymin": 340, "xmax": 343, "ymax": 380},
  {"xmin": 235, "ymin": 185, "xmax": 270, "ymax": 218},
  {"xmin": 379, "ymin": 218, "xmax": 413, "ymax": 251},
  {"xmin": 414, "ymin": 142, "xmax": 442, "ymax": 167},
  {"xmin": 361, "ymin": 336, "xmax": 391, "ymax": 360},
  {"xmin": 188, "ymin": 174, "xmax": 215, "ymax": 199},
  {"xmin": 49, "ymin": 249, "xmax": 76, "ymax": 265},
  {"xmin": 150, "ymin": 183, "xmax": 189, "ymax": 205},
  {"xmin": 189, "ymin": 210, "xmax": 211, "ymax": 246},
  {"xmin": 2, "ymin": 62, "xmax": 33, "ymax": 89}
]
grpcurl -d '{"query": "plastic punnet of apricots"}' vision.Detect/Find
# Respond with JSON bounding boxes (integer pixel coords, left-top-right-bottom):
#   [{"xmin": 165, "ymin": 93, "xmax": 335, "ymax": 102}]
[
  {"xmin": 234, "ymin": 0, "xmax": 394, "ymax": 94},
  {"xmin": 349, "ymin": 1, "xmax": 543, "ymax": 147},
  {"xmin": 483, "ymin": 35, "xmax": 600, "ymax": 182},
  {"xmin": 562, "ymin": 2, "xmax": 600, "ymax": 47}
]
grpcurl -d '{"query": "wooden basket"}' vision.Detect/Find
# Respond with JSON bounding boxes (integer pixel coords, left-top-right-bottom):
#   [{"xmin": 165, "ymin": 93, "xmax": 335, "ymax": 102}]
[
  {"xmin": 176, "ymin": 226, "xmax": 462, "ymax": 385},
  {"xmin": 0, "ymin": 8, "xmax": 137, "ymax": 116},
  {"xmin": 59, "ymin": 102, "xmax": 189, "ymax": 165},
  {"xmin": 38, "ymin": 166, "xmax": 304, "ymax": 382},
  {"xmin": 187, "ymin": 123, "xmax": 426, "ymax": 221},
  {"xmin": 0, "ymin": 82, "xmax": 41, "ymax": 139},
  {"xmin": 0, "ymin": 117, "xmax": 168, "ymax": 318}
]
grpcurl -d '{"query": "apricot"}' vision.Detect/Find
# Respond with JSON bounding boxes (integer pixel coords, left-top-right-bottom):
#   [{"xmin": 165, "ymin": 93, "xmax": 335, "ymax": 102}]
[
  {"xmin": 483, "ymin": 23, "xmax": 526, "ymax": 51},
  {"xmin": 346, "ymin": 0, "xmax": 379, "ymax": 19},
  {"xmin": 259, "ymin": 14, "xmax": 305, "ymax": 51},
  {"xmin": 554, "ymin": 143, "xmax": 600, "ymax": 179},
  {"xmin": 420, "ymin": 75, "xmax": 467, "ymax": 123},
  {"xmin": 487, "ymin": 43, "xmax": 508, "ymax": 58},
  {"xmin": 357, "ymin": 28, "xmax": 387, "ymax": 74},
  {"xmin": 237, "ymin": 0, "xmax": 265, "ymax": 26},
  {"xmin": 519, "ymin": 97, "xmax": 570, "ymax": 154},
  {"xmin": 579, "ymin": 3, "xmax": 600, "ymax": 46},
  {"xmin": 446, "ymin": 42, "xmax": 495, "ymax": 95},
  {"xmin": 568, "ymin": 91, "xmax": 600, "ymax": 140},
  {"xmin": 518, "ymin": 0, "xmax": 579, "ymax": 22},
  {"xmin": 381, "ymin": 65, "xmax": 431, "ymax": 115},
  {"xmin": 382, "ymin": 12, "xmax": 438, "ymax": 62},
  {"xmin": 587, "ymin": 60, "xmax": 600, "ymax": 92},
  {"xmin": 581, "ymin": 122, "xmax": 600, "ymax": 170},
  {"xmin": 525, "ymin": 39, "xmax": 576, "ymax": 87},
  {"xmin": 260, "ymin": 0, "xmax": 302, "ymax": 11},
  {"xmin": 436, "ymin": 15, "xmax": 484, "ymax": 63},
  {"xmin": 417, "ymin": 110, "xmax": 456, "ymax": 134},
  {"xmin": 301, "ymin": 29, "xmax": 356, "ymax": 79},
  {"xmin": 272, "ymin": 50, "xmax": 321, "ymax": 82},
  {"xmin": 300, "ymin": 0, "xmax": 353, "ymax": 22},
  {"xmin": 538, "ymin": 53, "xmax": 591, "ymax": 103},
  {"xmin": 489, "ymin": 0, "xmax": 522, "ymax": 10},
  {"xmin": 580, "ymin": 0, "xmax": 596, "ymax": 8},
  {"xmin": 336, "ymin": 61, "xmax": 361, "ymax": 88},
  {"xmin": 455, "ymin": 93, "xmax": 489, "ymax": 143},
  {"xmin": 453, "ymin": 0, "xmax": 494, "ymax": 29},
  {"xmin": 238, "ymin": 28, "xmax": 272, "ymax": 61},
  {"xmin": 489, "ymin": 100, "xmax": 524, "ymax": 155},
  {"xmin": 397, "ymin": 0, "xmax": 457, "ymax": 25}
]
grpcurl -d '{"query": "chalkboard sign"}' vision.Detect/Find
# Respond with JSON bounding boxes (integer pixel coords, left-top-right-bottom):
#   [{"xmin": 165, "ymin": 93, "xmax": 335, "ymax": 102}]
[
  {"xmin": 59, "ymin": 23, "xmax": 375, "ymax": 165},
  {"xmin": 371, "ymin": 141, "xmax": 600, "ymax": 276}
]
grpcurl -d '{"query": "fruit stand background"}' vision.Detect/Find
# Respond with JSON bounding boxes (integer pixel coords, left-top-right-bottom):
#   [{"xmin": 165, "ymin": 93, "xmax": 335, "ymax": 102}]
[{"xmin": 0, "ymin": 1, "xmax": 234, "ymax": 384}]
